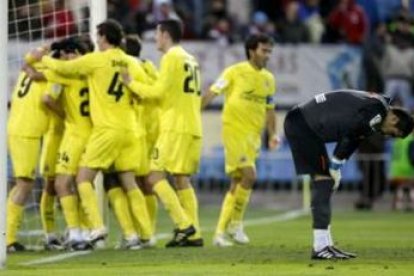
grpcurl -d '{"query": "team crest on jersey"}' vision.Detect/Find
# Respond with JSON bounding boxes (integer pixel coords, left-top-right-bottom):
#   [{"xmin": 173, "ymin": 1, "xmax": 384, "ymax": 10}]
[
  {"xmin": 214, "ymin": 78, "xmax": 228, "ymax": 90},
  {"xmin": 240, "ymin": 156, "xmax": 247, "ymax": 163}
]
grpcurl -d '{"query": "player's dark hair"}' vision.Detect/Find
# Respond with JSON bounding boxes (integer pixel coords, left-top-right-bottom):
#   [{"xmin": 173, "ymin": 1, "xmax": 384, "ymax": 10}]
[
  {"xmin": 97, "ymin": 19, "xmax": 124, "ymax": 46},
  {"xmin": 122, "ymin": 34, "xmax": 142, "ymax": 57},
  {"xmin": 391, "ymin": 107, "xmax": 414, "ymax": 138},
  {"xmin": 244, "ymin": 33, "xmax": 274, "ymax": 59},
  {"xmin": 158, "ymin": 19, "xmax": 183, "ymax": 43},
  {"xmin": 78, "ymin": 35, "xmax": 95, "ymax": 54}
]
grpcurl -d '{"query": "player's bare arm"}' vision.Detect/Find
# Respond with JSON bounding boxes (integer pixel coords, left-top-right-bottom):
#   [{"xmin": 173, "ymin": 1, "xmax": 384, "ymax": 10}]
[{"xmin": 201, "ymin": 90, "xmax": 217, "ymax": 109}]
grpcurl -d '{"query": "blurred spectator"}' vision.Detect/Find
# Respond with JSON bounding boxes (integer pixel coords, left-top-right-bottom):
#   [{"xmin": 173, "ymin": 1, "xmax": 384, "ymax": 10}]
[
  {"xmin": 202, "ymin": 0, "xmax": 231, "ymax": 38},
  {"xmin": 207, "ymin": 18, "xmax": 234, "ymax": 46},
  {"xmin": 389, "ymin": 134, "xmax": 414, "ymax": 211},
  {"xmin": 153, "ymin": 0, "xmax": 180, "ymax": 21},
  {"xmin": 298, "ymin": 0, "xmax": 324, "ymax": 43},
  {"xmin": 381, "ymin": 14, "xmax": 414, "ymax": 111},
  {"xmin": 278, "ymin": 1, "xmax": 310, "ymax": 44},
  {"xmin": 43, "ymin": 0, "xmax": 77, "ymax": 38},
  {"xmin": 326, "ymin": 0, "xmax": 368, "ymax": 44},
  {"xmin": 247, "ymin": 11, "xmax": 278, "ymax": 41}
]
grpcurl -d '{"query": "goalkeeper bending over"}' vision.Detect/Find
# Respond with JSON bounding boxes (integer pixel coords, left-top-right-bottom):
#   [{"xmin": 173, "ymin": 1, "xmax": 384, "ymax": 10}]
[{"xmin": 284, "ymin": 90, "xmax": 414, "ymax": 260}]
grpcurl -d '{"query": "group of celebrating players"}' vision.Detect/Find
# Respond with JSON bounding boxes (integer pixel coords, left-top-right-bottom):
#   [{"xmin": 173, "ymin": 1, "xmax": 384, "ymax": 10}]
[{"xmin": 6, "ymin": 19, "xmax": 278, "ymax": 253}]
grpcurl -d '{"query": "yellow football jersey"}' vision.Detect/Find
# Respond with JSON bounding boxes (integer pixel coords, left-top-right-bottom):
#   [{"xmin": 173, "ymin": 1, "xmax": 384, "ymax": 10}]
[
  {"xmin": 127, "ymin": 46, "xmax": 202, "ymax": 137},
  {"xmin": 139, "ymin": 59, "xmax": 160, "ymax": 139},
  {"xmin": 42, "ymin": 48, "xmax": 149, "ymax": 131},
  {"xmin": 8, "ymin": 67, "xmax": 50, "ymax": 138},
  {"xmin": 44, "ymin": 81, "xmax": 64, "ymax": 133},
  {"xmin": 210, "ymin": 61, "xmax": 276, "ymax": 134},
  {"xmin": 44, "ymin": 76, "xmax": 91, "ymax": 135}
]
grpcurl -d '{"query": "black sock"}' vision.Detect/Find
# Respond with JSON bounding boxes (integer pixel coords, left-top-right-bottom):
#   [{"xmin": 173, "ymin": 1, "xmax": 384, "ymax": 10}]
[{"xmin": 311, "ymin": 178, "xmax": 334, "ymax": 229}]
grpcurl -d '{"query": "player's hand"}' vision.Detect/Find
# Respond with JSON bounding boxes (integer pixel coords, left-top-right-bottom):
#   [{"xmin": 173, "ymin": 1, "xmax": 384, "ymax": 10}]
[
  {"xmin": 27, "ymin": 45, "xmax": 49, "ymax": 63},
  {"xmin": 268, "ymin": 134, "xmax": 281, "ymax": 151},
  {"xmin": 329, "ymin": 157, "xmax": 345, "ymax": 190},
  {"xmin": 120, "ymin": 68, "xmax": 131, "ymax": 85}
]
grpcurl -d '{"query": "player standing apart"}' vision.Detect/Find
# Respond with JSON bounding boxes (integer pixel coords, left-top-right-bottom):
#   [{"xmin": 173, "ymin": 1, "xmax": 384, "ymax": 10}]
[{"xmin": 202, "ymin": 34, "xmax": 279, "ymax": 247}]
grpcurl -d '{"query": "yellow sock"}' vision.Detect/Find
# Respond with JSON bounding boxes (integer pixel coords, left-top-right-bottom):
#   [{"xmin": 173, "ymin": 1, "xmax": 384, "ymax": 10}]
[
  {"xmin": 78, "ymin": 181, "xmax": 104, "ymax": 229},
  {"xmin": 215, "ymin": 192, "xmax": 235, "ymax": 236},
  {"xmin": 108, "ymin": 187, "xmax": 137, "ymax": 238},
  {"xmin": 127, "ymin": 188, "xmax": 152, "ymax": 240},
  {"xmin": 153, "ymin": 179, "xmax": 191, "ymax": 229},
  {"xmin": 40, "ymin": 191, "xmax": 55, "ymax": 234},
  {"xmin": 232, "ymin": 185, "xmax": 252, "ymax": 224},
  {"xmin": 78, "ymin": 198, "xmax": 92, "ymax": 230},
  {"xmin": 145, "ymin": 194, "xmax": 158, "ymax": 233},
  {"xmin": 6, "ymin": 197, "xmax": 24, "ymax": 245},
  {"xmin": 177, "ymin": 188, "xmax": 201, "ymax": 239},
  {"xmin": 60, "ymin": 195, "xmax": 80, "ymax": 229}
]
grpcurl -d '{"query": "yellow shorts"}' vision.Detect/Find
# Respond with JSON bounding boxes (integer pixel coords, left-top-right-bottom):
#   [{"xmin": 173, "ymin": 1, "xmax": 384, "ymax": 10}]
[
  {"xmin": 134, "ymin": 135, "xmax": 150, "ymax": 177},
  {"xmin": 222, "ymin": 127, "xmax": 261, "ymax": 176},
  {"xmin": 56, "ymin": 131, "xmax": 90, "ymax": 175},
  {"xmin": 81, "ymin": 127, "xmax": 140, "ymax": 172},
  {"xmin": 8, "ymin": 135, "xmax": 41, "ymax": 179},
  {"xmin": 151, "ymin": 131, "xmax": 201, "ymax": 175},
  {"xmin": 39, "ymin": 131, "xmax": 63, "ymax": 177}
]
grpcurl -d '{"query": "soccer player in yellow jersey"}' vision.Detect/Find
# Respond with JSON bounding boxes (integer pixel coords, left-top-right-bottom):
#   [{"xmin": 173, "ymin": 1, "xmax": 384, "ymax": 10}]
[
  {"xmin": 6, "ymin": 62, "xmax": 50, "ymax": 252},
  {"xmin": 41, "ymin": 37, "xmax": 95, "ymax": 250},
  {"xmin": 202, "ymin": 34, "xmax": 279, "ymax": 247},
  {"xmin": 122, "ymin": 20, "xmax": 202, "ymax": 247},
  {"xmin": 124, "ymin": 34, "xmax": 160, "ymax": 239},
  {"xmin": 31, "ymin": 19, "xmax": 153, "ymax": 247}
]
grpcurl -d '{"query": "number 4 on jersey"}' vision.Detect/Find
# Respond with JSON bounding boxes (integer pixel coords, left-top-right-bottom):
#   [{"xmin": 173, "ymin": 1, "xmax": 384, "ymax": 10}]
[{"xmin": 108, "ymin": 72, "xmax": 124, "ymax": 102}]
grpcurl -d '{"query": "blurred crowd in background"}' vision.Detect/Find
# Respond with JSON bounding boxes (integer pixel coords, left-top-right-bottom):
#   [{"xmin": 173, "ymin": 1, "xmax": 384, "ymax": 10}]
[{"xmin": 7, "ymin": 0, "xmax": 414, "ymax": 45}]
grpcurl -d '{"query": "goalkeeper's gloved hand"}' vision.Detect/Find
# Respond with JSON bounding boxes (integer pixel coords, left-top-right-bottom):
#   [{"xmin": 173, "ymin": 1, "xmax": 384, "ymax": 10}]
[{"xmin": 329, "ymin": 157, "xmax": 346, "ymax": 190}]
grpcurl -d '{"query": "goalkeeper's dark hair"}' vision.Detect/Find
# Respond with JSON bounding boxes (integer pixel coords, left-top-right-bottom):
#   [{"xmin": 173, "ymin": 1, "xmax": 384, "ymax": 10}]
[
  {"xmin": 97, "ymin": 19, "xmax": 124, "ymax": 46},
  {"xmin": 122, "ymin": 34, "xmax": 142, "ymax": 57},
  {"xmin": 391, "ymin": 107, "xmax": 414, "ymax": 138},
  {"xmin": 244, "ymin": 33, "xmax": 274, "ymax": 59},
  {"xmin": 158, "ymin": 19, "xmax": 183, "ymax": 43}
]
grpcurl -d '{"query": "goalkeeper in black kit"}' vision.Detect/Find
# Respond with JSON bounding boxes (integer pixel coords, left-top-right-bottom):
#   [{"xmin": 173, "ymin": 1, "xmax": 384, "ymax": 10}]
[{"xmin": 284, "ymin": 90, "xmax": 414, "ymax": 260}]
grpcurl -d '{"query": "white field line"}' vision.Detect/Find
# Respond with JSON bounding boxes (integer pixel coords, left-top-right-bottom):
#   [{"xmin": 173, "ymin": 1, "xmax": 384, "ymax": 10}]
[
  {"xmin": 20, "ymin": 209, "xmax": 308, "ymax": 266},
  {"xmin": 21, "ymin": 251, "xmax": 92, "ymax": 266}
]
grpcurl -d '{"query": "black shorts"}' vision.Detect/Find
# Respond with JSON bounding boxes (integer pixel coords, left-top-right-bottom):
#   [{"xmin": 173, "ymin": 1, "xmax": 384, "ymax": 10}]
[{"xmin": 284, "ymin": 107, "xmax": 330, "ymax": 176}]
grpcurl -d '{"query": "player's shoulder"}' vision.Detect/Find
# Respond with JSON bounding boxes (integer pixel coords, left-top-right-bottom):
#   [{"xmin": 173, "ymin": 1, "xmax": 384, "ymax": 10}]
[{"xmin": 262, "ymin": 68, "xmax": 275, "ymax": 81}]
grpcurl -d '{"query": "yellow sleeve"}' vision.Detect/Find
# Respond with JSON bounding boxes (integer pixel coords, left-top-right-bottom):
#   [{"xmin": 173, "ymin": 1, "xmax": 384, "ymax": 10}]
[
  {"xmin": 42, "ymin": 52, "xmax": 101, "ymax": 77},
  {"xmin": 266, "ymin": 74, "xmax": 276, "ymax": 109},
  {"xmin": 43, "ymin": 70, "xmax": 73, "ymax": 86},
  {"xmin": 142, "ymin": 59, "xmax": 159, "ymax": 82},
  {"xmin": 131, "ymin": 60, "xmax": 149, "ymax": 83},
  {"xmin": 210, "ymin": 67, "xmax": 233, "ymax": 95},
  {"xmin": 127, "ymin": 54, "xmax": 175, "ymax": 99}
]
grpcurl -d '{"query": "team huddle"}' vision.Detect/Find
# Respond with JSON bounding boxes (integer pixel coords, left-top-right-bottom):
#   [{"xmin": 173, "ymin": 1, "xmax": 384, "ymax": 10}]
[{"xmin": 7, "ymin": 19, "xmax": 277, "ymax": 253}]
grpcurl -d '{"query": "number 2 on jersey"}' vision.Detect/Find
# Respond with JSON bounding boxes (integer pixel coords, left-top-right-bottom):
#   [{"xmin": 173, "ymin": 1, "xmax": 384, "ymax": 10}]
[
  {"xmin": 107, "ymin": 72, "xmax": 124, "ymax": 102},
  {"xmin": 79, "ymin": 87, "xmax": 89, "ymax": 116},
  {"xmin": 183, "ymin": 63, "xmax": 201, "ymax": 95}
]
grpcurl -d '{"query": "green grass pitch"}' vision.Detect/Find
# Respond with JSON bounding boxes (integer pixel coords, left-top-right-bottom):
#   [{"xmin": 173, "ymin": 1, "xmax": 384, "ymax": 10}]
[{"xmin": 4, "ymin": 206, "xmax": 414, "ymax": 275}]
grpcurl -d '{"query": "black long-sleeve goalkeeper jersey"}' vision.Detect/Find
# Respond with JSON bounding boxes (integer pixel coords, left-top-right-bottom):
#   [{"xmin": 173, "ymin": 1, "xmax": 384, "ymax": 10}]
[{"xmin": 298, "ymin": 90, "xmax": 389, "ymax": 160}]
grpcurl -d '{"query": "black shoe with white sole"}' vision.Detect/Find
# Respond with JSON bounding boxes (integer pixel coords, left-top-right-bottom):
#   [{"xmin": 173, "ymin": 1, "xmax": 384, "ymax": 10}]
[
  {"xmin": 311, "ymin": 246, "xmax": 349, "ymax": 260},
  {"xmin": 329, "ymin": 246, "xmax": 357, "ymax": 258}
]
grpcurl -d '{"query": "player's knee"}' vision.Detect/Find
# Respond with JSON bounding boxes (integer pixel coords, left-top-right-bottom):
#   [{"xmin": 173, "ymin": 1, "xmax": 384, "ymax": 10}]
[
  {"xmin": 147, "ymin": 171, "xmax": 165, "ymax": 186},
  {"xmin": 241, "ymin": 169, "xmax": 256, "ymax": 187}
]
